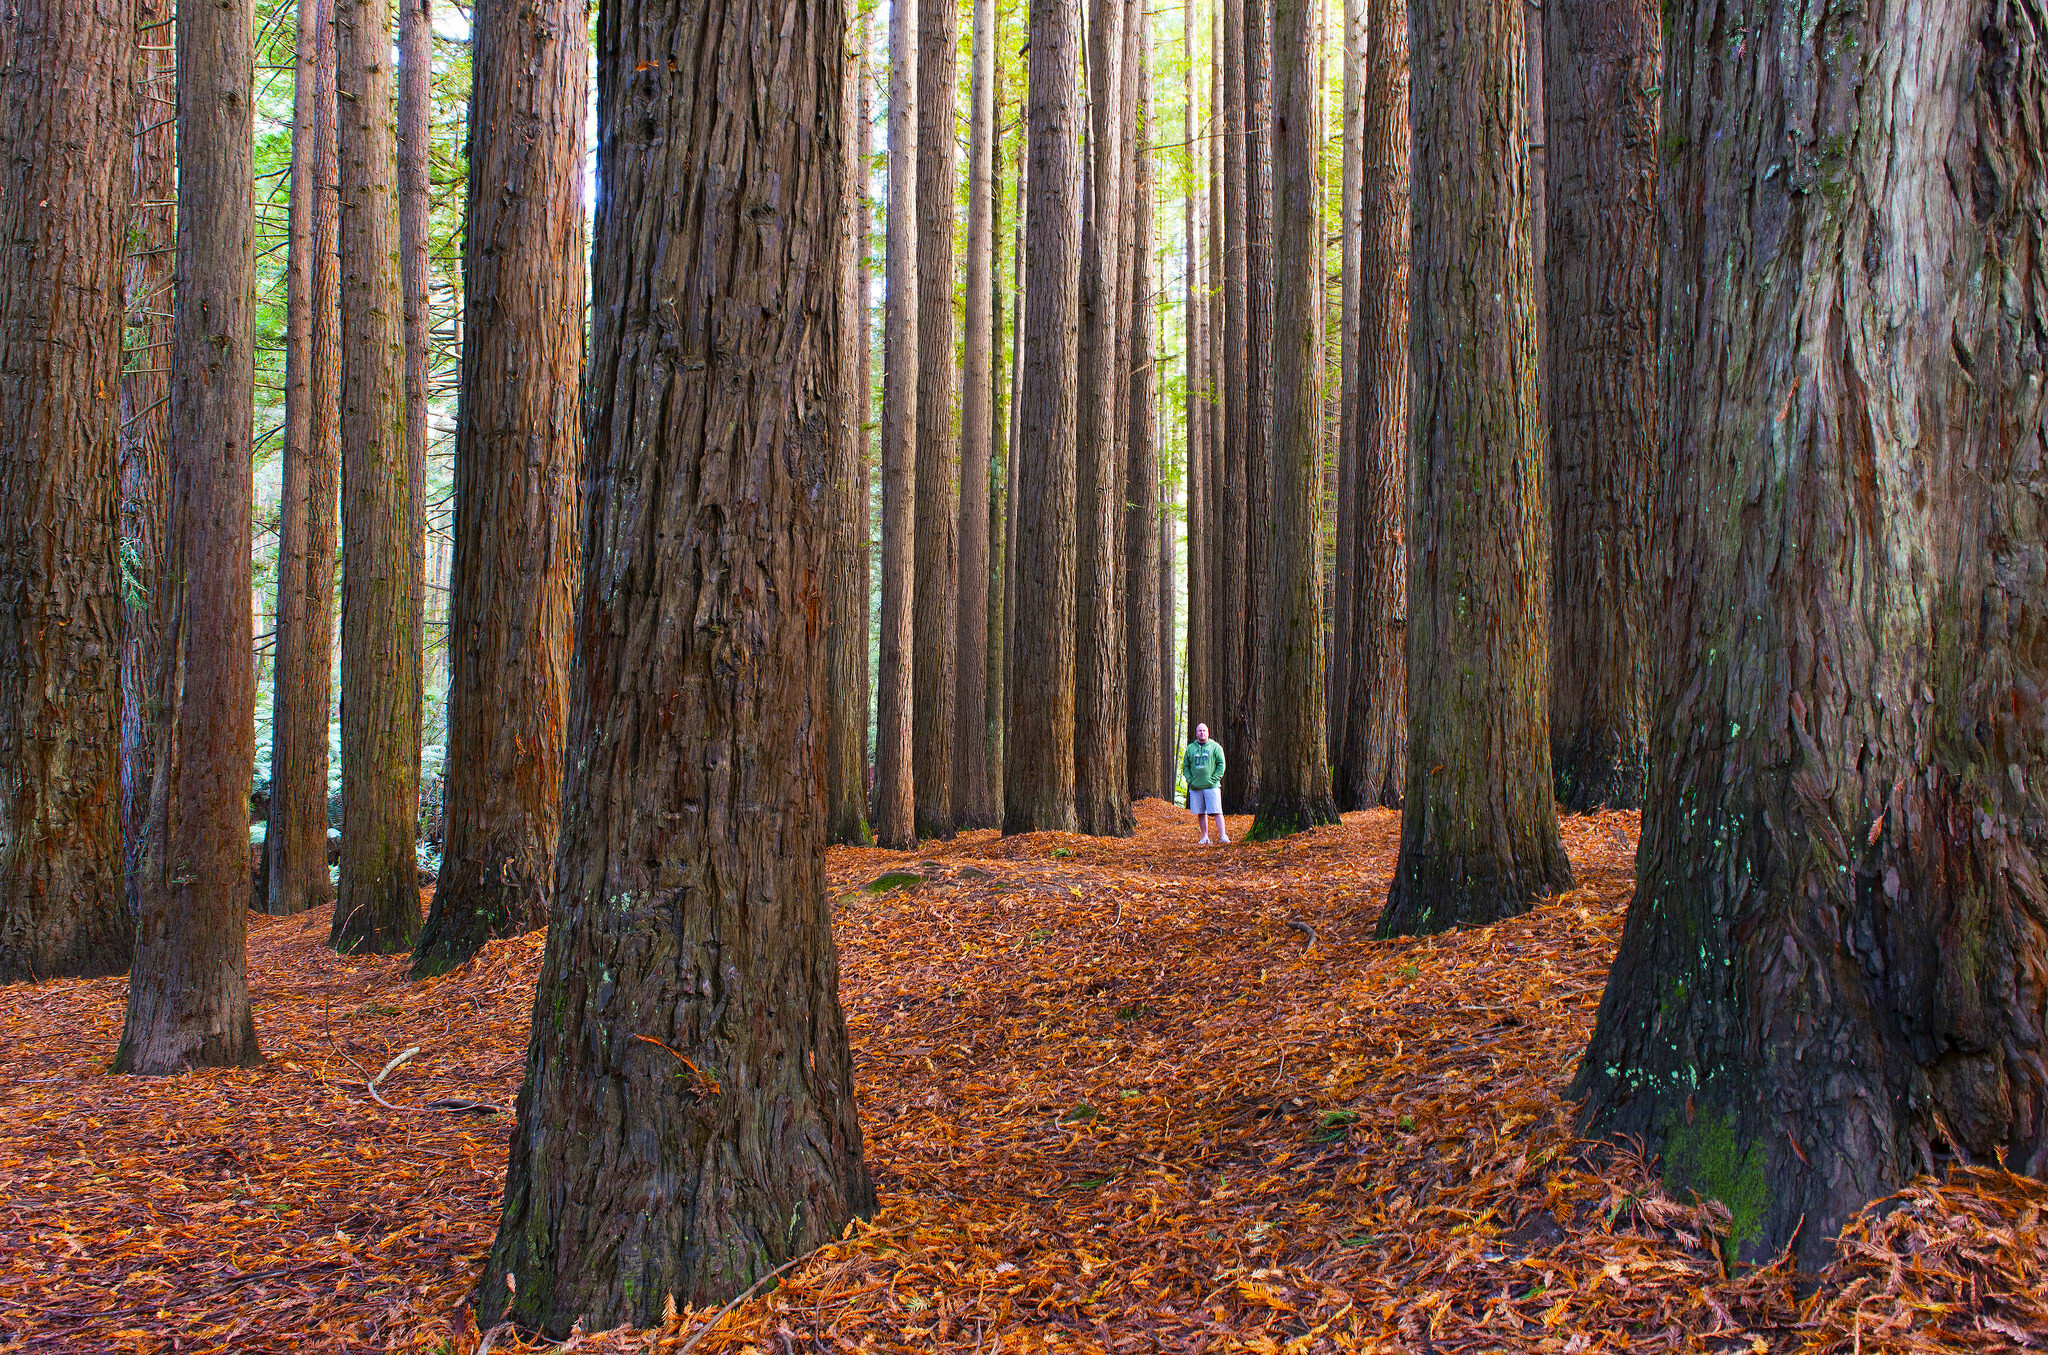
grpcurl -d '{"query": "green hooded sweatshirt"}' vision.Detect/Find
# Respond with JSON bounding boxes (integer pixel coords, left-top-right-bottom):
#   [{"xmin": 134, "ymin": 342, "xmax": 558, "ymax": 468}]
[{"xmin": 1181, "ymin": 738, "xmax": 1225, "ymax": 791}]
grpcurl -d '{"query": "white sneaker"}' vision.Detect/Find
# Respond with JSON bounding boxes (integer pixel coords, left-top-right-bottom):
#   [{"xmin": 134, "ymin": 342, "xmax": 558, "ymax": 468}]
[
  {"xmin": 1220, "ymin": 834, "xmax": 1231, "ymax": 844},
  {"xmin": 1197, "ymin": 837, "xmax": 1211, "ymax": 846}
]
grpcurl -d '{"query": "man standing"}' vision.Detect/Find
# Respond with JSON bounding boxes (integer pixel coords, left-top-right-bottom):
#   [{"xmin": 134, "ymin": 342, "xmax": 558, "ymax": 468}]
[{"xmin": 1182, "ymin": 723, "xmax": 1228, "ymax": 845}]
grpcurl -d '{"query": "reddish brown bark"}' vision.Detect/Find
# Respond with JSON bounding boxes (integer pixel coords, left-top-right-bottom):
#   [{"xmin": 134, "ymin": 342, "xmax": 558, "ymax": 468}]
[
  {"xmin": 412, "ymin": 0, "xmax": 586, "ymax": 976},
  {"xmin": 827, "ymin": 30, "xmax": 872, "ymax": 848},
  {"xmin": 1124, "ymin": 28, "xmax": 1162, "ymax": 803},
  {"xmin": 954, "ymin": 0, "xmax": 997, "ymax": 830},
  {"xmin": 913, "ymin": 0, "xmax": 958, "ymax": 841},
  {"xmin": 0, "ymin": 0, "xmax": 134, "ymax": 982},
  {"xmin": 875, "ymin": 0, "xmax": 918, "ymax": 850},
  {"xmin": 478, "ymin": 0, "xmax": 872, "ymax": 1323}
]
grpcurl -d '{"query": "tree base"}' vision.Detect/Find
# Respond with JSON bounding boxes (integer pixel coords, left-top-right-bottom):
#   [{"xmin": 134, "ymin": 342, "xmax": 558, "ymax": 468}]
[
  {"xmin": 411, "ymin": 874, "xmax": 546, "ymax": 978},
  {"xmin": 1246, "ymin": 792, "xmax": 1339, "ymax": 842},
  {"xmin": 330, "ymin": 874, "xmax": 422, "ymax": 955},
  {"xmin": 1375, "ymin": 836, "xmax": 1573, "ymax": 937},
  {"xmin": 113, "ymin": 998, "xmax": 260, "ymax": 1075},
  {"xmin": 1553, "ymin": 727, "xmax": 1645, "ymax": 812},
  {"xmin": 1074, "ymin": 798, "xmax": 1135, "ymax": 838},
  {"xmin": 825, "ymin": 814, "xmax": 872, "ymax": 847}
]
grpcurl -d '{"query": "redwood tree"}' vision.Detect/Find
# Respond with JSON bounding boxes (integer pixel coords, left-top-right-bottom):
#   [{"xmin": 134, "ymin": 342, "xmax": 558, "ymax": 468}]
[
  {"xmin": 1124, "ymin": 28, "xmax": 1162, "ymax": 803},
  {"xmin": 1544, "ymin": 0, "xmax": 1659, "ymax": 811},
  {"xmin": 912, "ymin": 0, "xmax": 959, "ymax": 841},
  {"xmin": 265, "ymin": 0, "xmax": 343, "ymax": 918},
  {"xmin": 1234, "ymin": 0, "xmax": 1275, "ymax": 812},
  {"xmin": 827, "ymin": 28, "xmax": 872, "ymax": 847},
  {"xmin": 874, "ymin": 0, "xmax": 918, "ymax": 849},
  {"xmin": 1003, "ymin": 0, "xmax": 1083, "ymax": 835},
  {"xmin": 398, "ymin": 0, "xmax": 431, "ymax": 690},
  {"xmin": 1576, "ymin": 0, "xmax": 2048, "ymax": 1269},
  {"xmin": 1215, "ymin": 0, "xmax": 1247, "ymax": 807},
  {"xmin": 1335, "ymin": 0, "xmax": 1406, "ymax": 811},
  {"xmin": 411, "ymin": 0, "xmax": 587, "ymax": 977},
  {"xmin": 116, "ymin": 0, "xmax": 260, "ymax": 1072},
  {"xmin": 0, "ymin": 0, "xmax": 134, "ymax": 982},
  {"xmin": 954, "ymin": 0, "xmax": 997, "ymax": 829},
  {"xmin": 1377, "ymin": 0, "xmax": 1570, "ymax": 937},
  {"xmin": 1249, "ymin": 0, "xmax": 1335, "ymax": 841},
  {"xmin": 335, "ymin": 0, "xmax": 424, "ymax": 954},
  {"xmin": 478, "ymin": 0, "xmax": 873, "ymax": 1325}
]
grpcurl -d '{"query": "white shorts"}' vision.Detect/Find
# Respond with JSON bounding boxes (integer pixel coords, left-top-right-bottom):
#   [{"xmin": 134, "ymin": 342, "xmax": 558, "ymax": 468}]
[{"xmin": 1189, "ymin": 787, "xmax": 1222, "ymax": 816}]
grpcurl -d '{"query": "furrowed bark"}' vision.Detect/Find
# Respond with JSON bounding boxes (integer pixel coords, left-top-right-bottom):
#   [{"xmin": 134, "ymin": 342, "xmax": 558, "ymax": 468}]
[
  {"xmin": 1575, "ymin": 0, "xmax": 2048, "ymax": 1271},
  {"xmin": 826, "ymin": 23, "xmax": 872, "ymax": 848},
  {"xmin": 1125, "ymin": 26, "xmax": 1162, "ymax": 803},
  {"xmin": 986, "ymin": 65, "xmax": 1007, "ymax": 823},
  {"xmin": 1073, "ymin": 0, "xmax": 1133, "ymax": 837},
  {"xmin": 1248, "ymin": 0, "xmax": 1336, "ymax": 842},
  {"xmin": 0, "ymin": 0, "xmax": 134, "ymax": 982},
  {"xmin": 1235, "ymin": 0, "xmax": 1274, "ymax": 812},
  {"xmin": 398, "ymin": 0, "xmax": 431, "ymax": 733},
  {"xmin": 412, "ymin": 0, "xmax": 587, "ymax": 977},
  {"xmin": 1335, "ymin": 0, "xmax": 1406, "ymax": 811},
  {"xmin": 1543, "ymin": 0, "xmax": 1658, "ymax": 812},
  {"xmin": 1003, "ymin": 0, "xmax": 1083, "ymax": 835},
  {"xmin": 1330, "ymin": 0, "xmax": 1362, "ymax": 767},
  {"xmin": 115, "ymin": 0, "xmax": 260, "ymax": 1072},
  {"xmin": 1216, "ymin": 0, "xmax": 1248, "ymax": 810},
  {"xmin": 479, "ymin": 0, "xmax": 873, "ymax": 1322},
  {"xmin": 334, "ymin": 0, "xmax": 425, "ymax": 954},
  {"xmin": 1377, "ymin": 0, "xmax": 1570, "ymax": 936}
]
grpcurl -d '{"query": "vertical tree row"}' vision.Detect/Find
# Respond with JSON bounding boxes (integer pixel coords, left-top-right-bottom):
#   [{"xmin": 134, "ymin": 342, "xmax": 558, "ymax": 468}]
[
  {"xmin": 0, "ymin": 0, "xmax": 135, "ymax": 982},
  {"xmin": 264, "ymin": 0, "xmax": 343, "ymax": 918}
]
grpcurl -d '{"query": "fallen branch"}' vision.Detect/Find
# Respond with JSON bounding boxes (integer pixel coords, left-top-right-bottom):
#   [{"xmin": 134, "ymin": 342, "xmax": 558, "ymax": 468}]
[
  {"xmin": 676, "ymin": 1252, "xmax": 813, "ymax": 1355},
  {"xmin": 1285, "ymin": 920, "xmax": 1318, "ymax": 950},
  {"xmin": 367, "ymin": 1046, "xmax": 421, "ymax": 1111}
]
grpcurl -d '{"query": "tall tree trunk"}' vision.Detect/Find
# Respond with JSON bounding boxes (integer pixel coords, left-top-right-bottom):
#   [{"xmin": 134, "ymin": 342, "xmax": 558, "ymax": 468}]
[
  {"xmin": 1543, "ymin": 0, "xmax": 1657, "ymax": 811},
  {"xmin": 335, "ymin": 0, "xmax": 424, "ymax": 954},
  {"xmin": 1235, "ymin": 0, "xmax": 1274, "ymax": 812},
  {"xmin": 857, "ymin": 35, "xmax": 873, "ymax": 809},
  {"xmin": 1205, "ymin": 0, "xmax": 1222, "ymax": 748},
  {"xmin": 827, "ymin": 25, "xmax": 871, "ymax": 847},
  {"xmin": 478, "ymin": 0, "xmax": 873, "ymax": 1323},
  {"xmin": 1336, "ymin": 0, "xmax": 1405, "ymax": 810},
  {"xmin": 265, "ymin": 0, "xmax": 342, "ymax": 918},
  {"xmin": 1160, "ymin": 459, "xmax": 1175, "ymax": 794},
  {"xmin": 0, "ymin": 0, "xmax": 134, "ymax": 982},
  {"xmin": 411, "ymin": 0, "xmax": 587, "ymax": 976},
  {"xmin": 1125, "ymin": 25, "xmax": 1161, "ymax": 802},
  {"xmin": 1216, "ymin": 0, "xmax": 1248, "ymax": 811},
  {"xmin": 1073, "ymin": 0, "xmax": 1132, "ymax": 837},
  {"xmin": 986, "ymin": 64, "xmax": 1007, "ymax": 823},
  {"xmin": 1181, "ymin": 0, "xmax": 1204, "ymax": 753},
  {"xmin": 115, "ymin": 0, "xmax": 259, "ymax": 1071},
  {"xmin": 912, "ymin": 0, "xmax": 958, "ymax": 840},
  {"xmin": 1249, "ymin": 0, "xmax": 1336, "ymax": 841},
  {"xmin": 1329, "ymin": 0, "xmax": 1362, "ymax": 769},
  {"xmin": 121, "ymin": 0, "xmax": 175, "ymax": 921},
  {"xmin": 1576, "ymin": 0, "xmax": 2048, "ymax": 1270},
  {"xmin": 1003, "ymin": 0, "xmax": 1083, "ymax": 835},
  {"xmin": 399, "ymin": 0, "xmax": 431, "ymax": 710},
  {"xmin": 875, "ymin": 0, "xmax": 918, "ymax": 849},
  {"xmin": 1377, "ymin": 0, "xmax": 1569, "ymax": 936},
  {"xmin": 1002, "ymin": 112, "xmax": 1025, "ymax": 810},
  {"xmin": 954, "ymin": 0, "xmax": 996, "ymax": 829}
]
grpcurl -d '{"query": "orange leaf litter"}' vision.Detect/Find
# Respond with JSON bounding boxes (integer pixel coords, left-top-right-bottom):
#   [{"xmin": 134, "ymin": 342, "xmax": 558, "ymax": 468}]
[{"xmin": 3, "ymin": 803, "xmax": 2040, "ymax": 1352}]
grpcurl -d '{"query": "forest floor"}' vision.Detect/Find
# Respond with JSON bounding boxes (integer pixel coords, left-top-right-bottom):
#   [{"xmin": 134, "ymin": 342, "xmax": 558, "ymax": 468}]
[{"xmin": 3, "ymin": 802, "xmax": 2043, "ymax": 1354}]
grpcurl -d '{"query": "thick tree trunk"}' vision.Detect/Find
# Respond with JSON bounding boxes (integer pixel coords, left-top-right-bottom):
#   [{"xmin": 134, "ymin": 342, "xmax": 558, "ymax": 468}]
[
  {"xmin": 1575, "ymin": 0, "xmax": 2048, "ymax": 1270},
  {"xmin": 1336, "ymin": 0, "xmax": 1406, "ymax": 811},
  {"xmin": 954, "ymin": 0, "xmax": 996, "ymax": 830},
  {"xmin": 1377, "ymin": 0, "xmax": 1569, "ymax": 937},
  {"xmin": 478, "ymin": 0, "xmax": 872, "ymax": 1323},
  {"xmin": 1234, "ymin": 0, "xmax": 1274, "ymax": 813},
  {"xmin": 912, "ymin": 0, "xmax": 958, "ymax": 841},
  {"xmin": 398, "ymin": 0, "xmax": 430, "ymax": 716},
  {"xmin": 1216, "ymin": 0, "xmax": 1248, "ymax": 810},
  {"xmin": 1124, "ymin": 28, "xmax": 1161, "ymax": 803},
  {"xmin": 1204, "ymin": 6, "xmax": 1223, "ymax": 749},
  {"xmin": 1543, "ymin": 0, "xmax": 1657, "ymax": 812},
  {"xmin": 1001, "ymin": 117, "xmax": 1026, "ymax": 813},
  {"xmin": 335, "ymin": 0, "xmax": 424, "ymax": 954},
  {"xmin": 1003, "ymin": 0, "xmax": 1083, "ymax": 835},
  {"xmin": 1160, "ymin": 466, "xmax": 1175, "ymax": 794},
  {"xmin": 115, "ymin": 0, "xmax": 259, "ymax": 1072},
  {"xmin": 411, "ymin": 0, "xmax": 586, "ymax": 977},
  {"xmin": 1073, "ymin": 0, "xmax": 1132, "ymax": 838},
  {"xmin": 121, "ymin": 0, "xmax": 175, "ymax": 921},
  {"xmin": 1329, "ymin": 0, "xmax": 1362, "ymax": 768},
  {"xmin": 856, "ymin": 38, "xmax": 873, "ymax": 810},
  {"xmin": 874, "ymin": 0, "xmax": 918, "ymax": 849},
  {"xmin": 1249, "ymin": 0, "xmax": 1336, "ymax": 841},
  {"xmin": 0, "ymin": 0, "xmax": 134, "ymax": 983},
  {"xmin": 264, "ymin": 0, "xmax": 342, "ymax": 918},
  {"xmin": 826, "ymin": 29, "xmax": 872, "ymax": 848}
]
